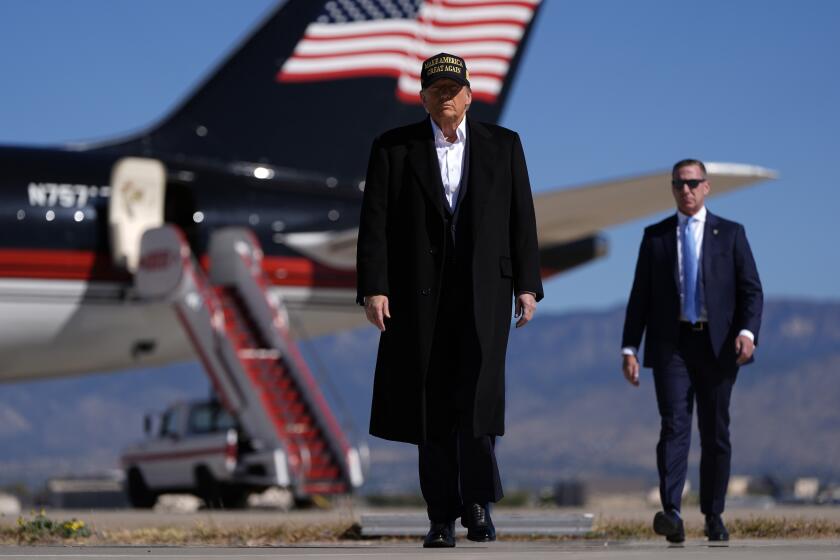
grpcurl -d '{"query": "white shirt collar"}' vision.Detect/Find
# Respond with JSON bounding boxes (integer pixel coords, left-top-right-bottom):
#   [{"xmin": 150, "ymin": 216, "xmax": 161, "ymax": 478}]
[
  {"xmin": 678, "ymin": 205, "xmax": 707, "ymax": 224},
  {"xmin": 430, "ymin": 116, "xmax": 467, "ymax": 145}
]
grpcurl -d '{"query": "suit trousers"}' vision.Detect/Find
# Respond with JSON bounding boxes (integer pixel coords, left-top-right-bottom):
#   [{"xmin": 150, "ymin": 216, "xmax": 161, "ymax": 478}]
[
  {"xmin": 653, "ymin": 323, "xmax": 737, "ymax": 515},
  {"xmin": 418, "ymin": 227, "xmax": 503, "ymax": 523}
]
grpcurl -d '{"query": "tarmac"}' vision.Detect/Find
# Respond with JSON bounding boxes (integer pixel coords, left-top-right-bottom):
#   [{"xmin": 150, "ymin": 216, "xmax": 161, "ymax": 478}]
[{"xmin": 1, "ymin": 540, "xmax": 839, "ymax": 559}]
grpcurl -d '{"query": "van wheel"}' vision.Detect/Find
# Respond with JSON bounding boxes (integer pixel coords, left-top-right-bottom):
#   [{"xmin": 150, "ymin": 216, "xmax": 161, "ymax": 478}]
[
  {"xmin": 293, "ymin": 495, "xmax": 315, "ymax": 509},
  {"xmin": 195, "ymin": 467, "xmax": 222, "ymax": 509},
  {"xmin": 126, "ymin": 469, "xmax": 156, "ymax": 509},
  {"xmin": 221, "ymin": 487, "xmax": 249, "ymax": 509}
]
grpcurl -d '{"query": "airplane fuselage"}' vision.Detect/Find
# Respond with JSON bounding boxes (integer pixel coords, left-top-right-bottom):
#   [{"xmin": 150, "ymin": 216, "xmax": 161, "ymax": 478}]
[{"xmin": 0, "ymin": 146, "xmax": 364, "ymax": 382}]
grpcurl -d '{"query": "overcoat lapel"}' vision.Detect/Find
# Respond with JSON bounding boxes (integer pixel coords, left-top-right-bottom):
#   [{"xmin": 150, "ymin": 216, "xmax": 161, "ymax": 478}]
[
  {"xmin": 467, "ymin": 119, "xmax": 500, "ymax": 235},
  {"xmin": 451, "ymin": 130, "xmax": 469, "ymax": 217},
  {"xmin": 407, "ymin": 119, "xmax": 447, "ymax": 219},
  {"xmin": 662, "ymin": 214, "xmax": 680, "ymax": 290}
]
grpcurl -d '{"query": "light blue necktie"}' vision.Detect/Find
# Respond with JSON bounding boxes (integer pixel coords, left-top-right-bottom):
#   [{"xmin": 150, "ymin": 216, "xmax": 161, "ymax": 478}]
[{"xmin": 682, "ymin": 217, "xmax": 699, "ymax": 323}]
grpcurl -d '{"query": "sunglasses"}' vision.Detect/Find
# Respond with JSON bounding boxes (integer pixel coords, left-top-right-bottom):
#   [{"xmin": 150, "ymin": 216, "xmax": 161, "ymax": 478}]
[{"xmin": 671, "ymin": 178, "xmax": 707, "ymax": 189}]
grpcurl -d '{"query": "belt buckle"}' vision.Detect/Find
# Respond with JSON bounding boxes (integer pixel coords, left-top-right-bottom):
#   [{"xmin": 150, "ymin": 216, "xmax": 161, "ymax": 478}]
[{"xmin": 691, "ymin": 322, "xmax": 704, "ymax": 332}]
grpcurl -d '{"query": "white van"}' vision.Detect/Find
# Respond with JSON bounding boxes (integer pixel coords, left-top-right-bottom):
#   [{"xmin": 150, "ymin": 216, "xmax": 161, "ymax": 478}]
[{"xmin": 121, "ymin": 400, "xmax": 289, "ymax": 508}]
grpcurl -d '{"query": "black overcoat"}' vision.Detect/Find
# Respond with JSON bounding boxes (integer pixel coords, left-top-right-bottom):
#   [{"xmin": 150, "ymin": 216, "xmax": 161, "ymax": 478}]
[{"xmin": 356, "ymin": 117, "xmax": 544, "ymax": 444}]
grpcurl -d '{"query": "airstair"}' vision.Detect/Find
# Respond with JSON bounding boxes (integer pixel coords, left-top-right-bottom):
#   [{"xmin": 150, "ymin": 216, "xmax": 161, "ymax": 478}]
[{"xmin": 134, "ymin": 225, "xmax": 363, "ymax": 497}]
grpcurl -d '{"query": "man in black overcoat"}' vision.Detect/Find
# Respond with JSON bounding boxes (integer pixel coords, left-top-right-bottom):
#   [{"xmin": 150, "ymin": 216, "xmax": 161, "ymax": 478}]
[
  {"xmin": 621, "ymin": 159, "xmax": 763, "ymax": 543},
  {"xmin": 356, "ymin": 53, "xmax": 543, "ymax": 548}
]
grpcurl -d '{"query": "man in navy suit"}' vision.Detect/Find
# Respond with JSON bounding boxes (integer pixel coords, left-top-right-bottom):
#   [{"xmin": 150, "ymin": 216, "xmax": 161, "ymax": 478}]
[{"xmin": 621, "ymin": 159, "xmax": 763, "ymax": 543}]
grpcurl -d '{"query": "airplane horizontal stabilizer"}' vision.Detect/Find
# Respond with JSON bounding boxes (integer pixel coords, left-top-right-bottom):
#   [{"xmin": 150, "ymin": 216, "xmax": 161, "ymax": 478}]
[{"xmin": 535, "ymin": 162, "xmax": 778, "ymax": 246}]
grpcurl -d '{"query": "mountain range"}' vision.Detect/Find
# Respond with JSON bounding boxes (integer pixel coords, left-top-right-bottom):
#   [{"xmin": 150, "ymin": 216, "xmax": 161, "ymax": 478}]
[{"xmin": 1, "ymin": 298, "xmax": 838, "ymax": 494}]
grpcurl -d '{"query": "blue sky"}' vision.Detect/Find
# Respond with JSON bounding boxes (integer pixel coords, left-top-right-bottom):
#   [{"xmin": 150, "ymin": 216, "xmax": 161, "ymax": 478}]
[{"xmin": 1, "ymin": 0, "xmax": 838, "ymax": 313}]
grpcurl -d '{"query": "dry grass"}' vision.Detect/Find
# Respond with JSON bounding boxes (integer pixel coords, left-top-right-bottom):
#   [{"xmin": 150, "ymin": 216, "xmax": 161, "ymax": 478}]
[
  {"xmin": 593, "ymin": 516, "xmax": 840, "ymax": 540},
  {"xmin": 3, "ymin": 515, "xmax": 840, "ymax": 545},
  {"xmin": 0, "ymin": 519, "xmax": 361, "ymax": 546}
]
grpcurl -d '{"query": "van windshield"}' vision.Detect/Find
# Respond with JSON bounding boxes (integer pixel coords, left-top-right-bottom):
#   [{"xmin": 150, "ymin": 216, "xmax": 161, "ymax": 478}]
[{"xmin": 187, "ymin": 402, "xmax": 236, "ymax": 434}]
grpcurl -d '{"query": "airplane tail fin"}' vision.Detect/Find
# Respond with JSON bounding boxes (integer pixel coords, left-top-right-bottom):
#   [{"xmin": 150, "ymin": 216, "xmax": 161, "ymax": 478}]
[{"xmin": 90, "ymin": 0, "xmax": 544, "ymax": 183}]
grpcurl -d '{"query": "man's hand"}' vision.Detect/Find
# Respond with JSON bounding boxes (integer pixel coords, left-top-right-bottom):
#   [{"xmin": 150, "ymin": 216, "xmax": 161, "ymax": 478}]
[
  {"xmin": 735, "ymin": 334, "xmax": 755, "ymax": 365},
  {"xmin": 622, "ymin": 354, "xmax": 640, "ymax": 387},
  {"xmin": 364, "ymin": 295, "xmax": 390, "ymax": 331},
  {"xmin": 514, "ymin": 292, "xmax": 537, "ymax": 328}
]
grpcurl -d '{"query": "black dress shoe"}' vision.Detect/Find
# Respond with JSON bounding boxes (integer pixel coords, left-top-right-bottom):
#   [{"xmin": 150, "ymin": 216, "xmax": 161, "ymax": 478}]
[
  {"xmin": 423, "ymin": 521, "xmax": 456, "ymax": 548},
  {"xmin": 461, "ymin": 503, "xmax": 496, "ymax": 542},
  {"xmin": 653, "ymin": 510, "xmax": 685, "ymax": 543},
  {"xmin": 704, "ymin": 514, "xmax": 730, "ymax": 542}
]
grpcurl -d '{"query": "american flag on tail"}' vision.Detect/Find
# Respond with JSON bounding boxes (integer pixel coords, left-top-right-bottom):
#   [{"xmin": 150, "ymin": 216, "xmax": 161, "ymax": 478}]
[{"xmin": 277, "ymin": 0, "xmax": 542, "ymax": 104}]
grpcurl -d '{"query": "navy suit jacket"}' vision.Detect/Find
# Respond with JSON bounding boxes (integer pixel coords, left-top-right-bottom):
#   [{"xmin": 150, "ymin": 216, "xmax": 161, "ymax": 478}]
[{"xmin": 622, "ymin": 211, "xmax": 763, "ymax": 370}]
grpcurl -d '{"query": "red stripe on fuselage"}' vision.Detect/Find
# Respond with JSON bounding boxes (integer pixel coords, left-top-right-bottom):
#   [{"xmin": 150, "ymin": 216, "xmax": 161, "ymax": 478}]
[
  {"xmin": 0, "ymin": 249, "xmax": 561, "ymax": 287},
  {"xmin": 0, "ymin": 249, "xmax": 131, "ymax": 282},
  {"xmin": 0, "ymin": 249, "xmax": 357, "ymax": 288},
  {"xmin": 263, "ymin": 255, "xmax": 356, "ymax": 288}
]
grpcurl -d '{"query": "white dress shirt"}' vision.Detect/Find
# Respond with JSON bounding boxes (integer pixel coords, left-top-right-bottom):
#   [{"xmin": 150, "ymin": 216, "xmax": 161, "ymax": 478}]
[
  {"xmin": 622, "ymin": 205, "xmax": 753, "ymax": 357},
  {"xmin": 430, "ymin": 117, "xmax": 467, "ymax": 210}
]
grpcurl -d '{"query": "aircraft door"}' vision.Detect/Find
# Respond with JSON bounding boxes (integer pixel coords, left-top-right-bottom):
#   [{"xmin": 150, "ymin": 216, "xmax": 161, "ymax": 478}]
[{"xmin": 109, "ymin": 157, "xmax": 166, "ymax": 272}]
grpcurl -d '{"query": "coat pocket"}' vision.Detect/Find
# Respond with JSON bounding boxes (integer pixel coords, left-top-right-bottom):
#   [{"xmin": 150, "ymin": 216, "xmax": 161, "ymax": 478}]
[
  {"xmin": 499, "ymin": 256, "xmax": 513, "ymax": 278},
  {"xmin": 713, "ymin": 249, "xmax": 732, "ymax": 259}
]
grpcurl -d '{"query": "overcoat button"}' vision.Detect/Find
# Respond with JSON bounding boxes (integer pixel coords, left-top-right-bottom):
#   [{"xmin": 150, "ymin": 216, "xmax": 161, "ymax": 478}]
[
  {"xmin": 429, "ymin": 246, "xmax": 438, "ymax": 255},
  {"xmin": 421, "ymin": 288, "xmax": 431, "ymax": 296}
]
